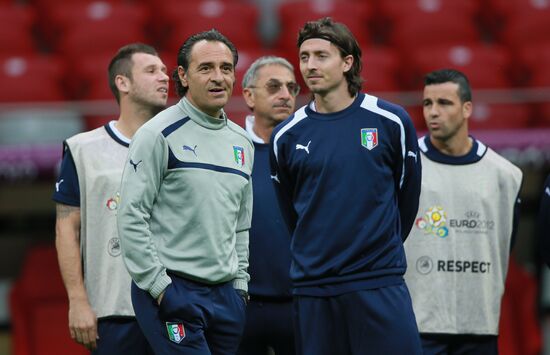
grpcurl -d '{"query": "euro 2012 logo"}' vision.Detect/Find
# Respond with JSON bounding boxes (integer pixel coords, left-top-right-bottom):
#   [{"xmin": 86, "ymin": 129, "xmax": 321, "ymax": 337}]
[{"xmin": 416, "ymin": 206, "xmax": 449, "ymax": 238}]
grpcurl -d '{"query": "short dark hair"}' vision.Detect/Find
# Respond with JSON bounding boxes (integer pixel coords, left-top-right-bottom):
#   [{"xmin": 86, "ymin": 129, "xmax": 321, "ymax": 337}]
[
  {"xmin": 424, "ymin": 69, "xmax": 472, "ymax": 103},
  {"xmin": 297, "ymin": 17, "xmax": 363, "ymax": 97},
  {"xmin": 172, "ymin": 29, "xmax": 239, "ymax": 98},
  {"xmin": 108, "ymin": 43, "xmax": 159, "ymax": 103}
]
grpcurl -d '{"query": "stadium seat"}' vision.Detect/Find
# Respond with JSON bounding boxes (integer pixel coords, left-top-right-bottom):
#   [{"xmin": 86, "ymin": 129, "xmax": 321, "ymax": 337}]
[
  {"xmin": 0, "ymin": 4, "xmax": 36, "ymax": 31},
  {"xmin": 501, "ymin": 8, "xmax": 550, "ymax": 49},
  {"xmin": 0, "ymin": 26, "xmax": 36, "ymax": 56},
  {"xmin": 0, "ymin": 55, "xmax": 66, "ymax": 102},
  {"xmin": 468, "ymin": 102, "xmax": 532, "ymax": 130},
  {"xmin": 0, "ymin": 4, "xmax": 37, "ymax": 55},
  {"xmin": 378, "ymin": 0, "xmax": 479, "ymax": 22},
  {"xmin": 56, "ymin": 23, "xmax": 146, "ymax": 61},
  {"xmin": 10, "ymin": 245, "xmax": 88, "ymax": 355},
  {"xmin": 276, "ymin": 0, "xmax": 371, "ymax": 51},
  {"xmin": 160, "ymin": 0, "xmax": 261, "ymax": 52},
  {"xmin": 517, "ymin": 42, "xmax": 550, "ymax": 87},
  {"xmin": 40, "ymin": 1, "xmax": 148, "ymax": 49},
  {"xmin": 388, "ymin": 15, "xmax": 480, "ymax": 53},
  {"xmin": 31, "ymin": 0, "xmax": 128, "ymax": 9},
  {"xmin": 361, "ymin": 47, "xmax": 400, "ymax": 92},
  {"xmin": 407, "ymin": 44, "xmax": 513, "ymax": 89}
]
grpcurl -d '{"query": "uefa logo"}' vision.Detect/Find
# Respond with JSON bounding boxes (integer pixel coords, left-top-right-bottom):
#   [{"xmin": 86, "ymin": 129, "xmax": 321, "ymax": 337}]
[{"xmin": 416, "ymin": 256, "xmax": 433, "ymax": 275}]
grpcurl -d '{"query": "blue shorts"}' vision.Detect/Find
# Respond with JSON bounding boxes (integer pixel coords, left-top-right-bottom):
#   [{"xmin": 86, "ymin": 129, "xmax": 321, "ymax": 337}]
[
  {"xmin": 131, "ymin": 274, "xmax": 246, "ymax": 355},
  {"xmin": 421, "ymin": 333, "xmax": 498, "ymax": 355},
  {"xmin": 92, "ymin": 317, "xmax": 153, "ymax": 355},
  {"xmin": 237, "ymin": 298, "xmax": 295, "ymax": 355},
  {"xmin": 293, "ymin": 282, "xmax": 422, "ymax": 355}
]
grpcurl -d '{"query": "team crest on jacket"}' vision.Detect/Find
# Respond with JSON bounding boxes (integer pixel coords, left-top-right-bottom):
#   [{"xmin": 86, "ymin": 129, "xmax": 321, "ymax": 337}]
[
  {"xmin": 166, "ymin": 322, "xmax": 186, "ymax": 343},
  {"xmin": 233, "ymin": 146, "xmax": 245, "ymax": 167},
  {"xmin": 361, "ymin": 128, "xmax": 378, "ymax": 150}
]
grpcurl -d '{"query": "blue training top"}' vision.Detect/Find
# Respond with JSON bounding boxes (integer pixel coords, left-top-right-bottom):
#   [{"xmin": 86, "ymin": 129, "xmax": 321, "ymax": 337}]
[
  {"xmin": 248, "ymin": 139, "xmax": 293, "ymax": 299},
  {"xmin": 270, "ymin": 93, "xmax": 422, "ymax": 296}
]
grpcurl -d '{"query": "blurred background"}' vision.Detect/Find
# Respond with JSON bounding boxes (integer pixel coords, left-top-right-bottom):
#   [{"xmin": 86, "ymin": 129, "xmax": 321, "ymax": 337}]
[{"xmin": 1, "ymin": 0, "xmax": 549, "ymax": 353}]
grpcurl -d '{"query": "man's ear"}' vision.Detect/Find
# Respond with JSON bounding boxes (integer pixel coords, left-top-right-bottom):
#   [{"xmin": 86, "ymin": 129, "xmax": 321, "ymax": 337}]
[
  {"xmin": 242, "ymin": 88, "xmax": 255, "ymax": 110},
  {"xmin": 178, "ymin": 66, "xmax": 188, "ymax": 88},
  {"xmin": 343, "ymin": 55, "xmax": 353, "ymax": 73},
  {"xmin": 463, "ymin": 101, "xmax": 473, "ymax": 120},
  {"xmin": 115, "ymin": 74, "xmax": 130, "ymax": 95}
]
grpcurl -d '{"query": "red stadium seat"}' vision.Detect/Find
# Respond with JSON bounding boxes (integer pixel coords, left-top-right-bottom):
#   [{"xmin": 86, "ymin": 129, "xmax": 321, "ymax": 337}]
[
  {"xmin": 469, "ymin": 102, "xmax": 532, "ymax": 130},
  {"xmin": 0, "ymin": 5, "xmax": 37, "ymax": 55},
  {"xmin": 361, "ymin": 47, "xmax": 400, "ymax": 92},
  {"xmin": 488, "ymin": 0, "xmax": 550, "ymax": 21},
  {"xmin": 379, "ymin": 0, "xmax": 479, "ymax": 22},
  {"xmin": 0, "ymin": 27, "xmax": 36, "ymax": 56},
  {"xmin": 160, "ymin": 0, "xmax": 261, "ymax": 52},
  {"xmin": 276, "ymin": 0, "xmax": 371, "ymax": 51},
  {"xmin": 0, "ymin": 4, "xmax": 35, "ymax": 30},
  {"xmin": 31, "ymin": 0, "xmax": 128, "ymax": 10},
  {"xmin": 0, "ymin": 55, "xmax": 66, "ymax": 102},
  {"xmin": 516, "ymin": 42, "xmax": 550, "ymax": 87},
  {"xmin": 56, "ymin": 23, "xmax": 146, "ymax": 60},
  {"xmin": 41, "ymin": 1, "xmax": 148, "ymax": 49},
  {"xmin": 69, "ymin": 51, "xmax": 115, "ymax": 100},
  {"xmin": 501, "ymin": 6, "xmax": 550, "ymax": 48},
  {"xmin": 388, "ymin": 15, "xmax": 480, "ymax": 53},
  {"xmin": 10, "ymin": 245, "xmax": 87, "ymax": 355},
  {"xmin": 408, "ymin": 44, "xmax": 513, "ymax": 89}
]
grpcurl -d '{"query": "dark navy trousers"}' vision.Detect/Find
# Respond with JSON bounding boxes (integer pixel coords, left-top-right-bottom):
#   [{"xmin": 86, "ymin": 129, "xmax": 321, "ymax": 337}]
[
  {"xmin": 421, "ymin": 334, "xmax": 498, "ymax": 355},
  {"xmin": 237, "ymin": 298, "xmax": 295, "ymax": 355},
  {"xmin": 293, "ymin": 282, "xmax": 422, "ymax": 355},
  {"xmin": 92, "ymin": 317, "xmax": 153, "ymax": 355},
  {"xmin": 131, "ymin": 274, "xmax": 246, "ymax": 355}
]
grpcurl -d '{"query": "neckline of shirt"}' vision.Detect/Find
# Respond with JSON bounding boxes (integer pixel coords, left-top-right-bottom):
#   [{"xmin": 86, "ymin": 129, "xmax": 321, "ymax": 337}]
[{"xmin": 178, "ymin": 97, "xmax": 227, "ymax": 130}]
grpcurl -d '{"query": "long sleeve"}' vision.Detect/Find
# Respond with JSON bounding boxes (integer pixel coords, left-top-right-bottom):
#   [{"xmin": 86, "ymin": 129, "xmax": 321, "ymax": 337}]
[
  {"xmin": 269, "ymin": 132, "xmax": 298, "ymax": 234},
  {"xmin": 117, "ymin": 127, "xmax": 171, "ymax": 299},
  {"xmin": 397, "ymin": 114, "xmax": 422, "ymax": 241},
  {"xmin": 234, "ymin": 177, "xmax": 252, "ymax": 291}
]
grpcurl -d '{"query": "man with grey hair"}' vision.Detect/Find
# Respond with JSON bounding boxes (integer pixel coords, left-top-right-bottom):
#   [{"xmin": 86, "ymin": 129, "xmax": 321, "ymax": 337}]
[{"xmin": 238, "ymin": 56, "xmax": 299, "ymax": 355}]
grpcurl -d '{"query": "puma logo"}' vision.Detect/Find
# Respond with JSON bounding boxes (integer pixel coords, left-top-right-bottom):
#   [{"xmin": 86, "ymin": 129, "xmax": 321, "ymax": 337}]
[
  {"xmin": 296, "ymin": 141, "xmax": 311, "ymax": 154},
  {"xmin": 183, "ymin": 145, "xmax": 198, "ymax": 157},
  {"xmin": 130, "ymin": 159, "xmax": 142, "ymax": 172},
  {"xmin": 270, "ymin": 174, "xmax": 280, "ymax": 183},
  {"xmin": 407, "ymin": 151, "xmax": 418, "ymax": 162},
  {"xmin": 55, "ymin": 179, "xmax": 64, "ymax": 192}
]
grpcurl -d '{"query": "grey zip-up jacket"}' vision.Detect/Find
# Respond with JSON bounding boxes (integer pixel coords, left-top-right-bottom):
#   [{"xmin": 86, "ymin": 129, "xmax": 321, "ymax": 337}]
[{"xmin": 118, "ymin": 97, "xmax": 253, "ymax": 299}]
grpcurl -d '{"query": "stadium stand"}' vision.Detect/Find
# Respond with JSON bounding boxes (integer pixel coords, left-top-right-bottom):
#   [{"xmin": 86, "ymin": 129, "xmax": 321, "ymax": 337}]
[
  {"xmin": 0, "ymin": 4, "xmax": 37, "ymax": 55},
  {"xmin": 40, "ymin": 1, "xmax": 149, "ymax": 50},
  {"xmin": 0, "ymin": 55, "xmax": 66, "ymax": 102},
  {"xmin": 361, "ymin": 47, "xmax": 400, "ymax": 93},
  {"xmin": 276, "ymin": 0, "xmax": 371, "ymax": 51},
  {"xmin": 159, "ymin": 0, "xmax": 261, "ymax": 52},
  {"xmin": 0, "ymin": 1, "xmax": 549, "ymax": 353}
]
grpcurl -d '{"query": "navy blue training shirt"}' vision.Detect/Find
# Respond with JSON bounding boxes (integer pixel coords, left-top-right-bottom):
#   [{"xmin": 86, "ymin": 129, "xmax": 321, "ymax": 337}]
[{"xmin": 270, "ymin": 93, "xmax": 422, "ymax": 296}]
